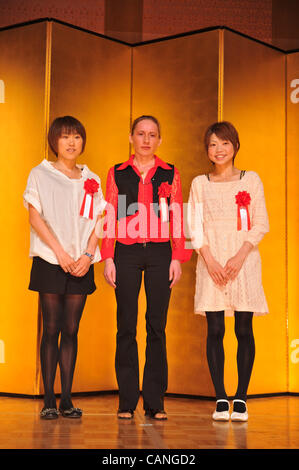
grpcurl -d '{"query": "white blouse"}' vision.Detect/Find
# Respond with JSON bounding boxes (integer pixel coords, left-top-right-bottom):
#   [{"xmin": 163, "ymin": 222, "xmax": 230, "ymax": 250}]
[{"xmin": 23, "ymin": 159, "xmax": 107, "ymax": 264}]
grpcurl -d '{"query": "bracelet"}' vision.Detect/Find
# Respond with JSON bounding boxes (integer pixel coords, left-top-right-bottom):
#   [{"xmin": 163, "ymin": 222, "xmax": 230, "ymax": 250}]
[{"xmin": 84, "ymin": 252, "xmax": 94, "ymax": 261}]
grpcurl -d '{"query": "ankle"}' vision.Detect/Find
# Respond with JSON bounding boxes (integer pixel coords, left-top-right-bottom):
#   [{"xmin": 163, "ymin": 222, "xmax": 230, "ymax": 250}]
[
  {"xmin": 216, "ymin": 399, "xmax": 229, "ymax": 412},
  {"xmin": 44, "ymin": 394, "xmax": 56, "ymax": 409},
  {"xmin": 233, "ymin": 399, "xmax": 247, "ymax": 413},
  {"xmin": 59, "ymin": 396, "xmax": 73, "ymax": 410}
]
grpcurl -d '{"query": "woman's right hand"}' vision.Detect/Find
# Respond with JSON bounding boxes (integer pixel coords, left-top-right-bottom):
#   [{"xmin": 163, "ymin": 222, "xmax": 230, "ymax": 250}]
[
  {"xmin": 205, "ymin": 258, "xmax": 228, "ymax": 286},
  {"xmin": 104, "ymin": 258, "xmax": 116, "ymax": 288},
  {"xmin": 200, "ymin": 246, "xmax": 227, "ymax": 286},
  {"xmin": 55, "ymin": 248, "xmax": 78, "ymax": 274}
]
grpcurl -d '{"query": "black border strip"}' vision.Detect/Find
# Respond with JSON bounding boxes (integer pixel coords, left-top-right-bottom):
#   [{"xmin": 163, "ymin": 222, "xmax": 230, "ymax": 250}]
[
  {"xmin": 0, "ymin": 17, "xmax": 132, "ymax": 47},
  {"xmin": 0, "ymin": 390, "xmax": 118, "ymax": 399},
  {"xmin": 0, "ymin": 17, "xmax": 295, "ymax": 53},
  {"xmin": 0, "ymin": 390, "xmax": 298, "ymax": 400},
  {"xmin": 132, "ymin": 25, "xmax": 285, "ymax": 53},
  {"xmin": 286, "ymin": 48, "xmax": 299, "ymax": 54}
]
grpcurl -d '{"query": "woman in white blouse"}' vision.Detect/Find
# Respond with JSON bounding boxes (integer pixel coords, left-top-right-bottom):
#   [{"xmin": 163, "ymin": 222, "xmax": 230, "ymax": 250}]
[{"xmin": 24, "ymin": 116, "xmax": 106, "ymax": 419}]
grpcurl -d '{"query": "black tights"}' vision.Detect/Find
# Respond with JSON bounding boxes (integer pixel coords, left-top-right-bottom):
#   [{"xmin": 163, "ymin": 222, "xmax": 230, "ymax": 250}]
[
  {"xmin": 39, "ymin": 293, "xmax": 87, "ymax": 409},
  {"xmin": 206, "ymin": 311, "xmax": 255, "ymax": 401}
]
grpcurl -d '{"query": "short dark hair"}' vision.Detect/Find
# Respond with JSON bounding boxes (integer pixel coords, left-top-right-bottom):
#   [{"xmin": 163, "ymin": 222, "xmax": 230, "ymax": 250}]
[
  {"xmin": 48, "ymin": 116, "xmax": 86, "ymax": 156},
  {"xmin": 204, "ymin": 121, "xmax": 240, "ymax": 160},
  {"xmin": 131, "ymin": 115, "xmax": 161, "ymax": 138}
]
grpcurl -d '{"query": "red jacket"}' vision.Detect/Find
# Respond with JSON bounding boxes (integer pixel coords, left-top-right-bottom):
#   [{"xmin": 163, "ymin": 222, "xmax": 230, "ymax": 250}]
[{"xmin": 100, "ymin": 155, "xmax": 191, "ymax": 262}]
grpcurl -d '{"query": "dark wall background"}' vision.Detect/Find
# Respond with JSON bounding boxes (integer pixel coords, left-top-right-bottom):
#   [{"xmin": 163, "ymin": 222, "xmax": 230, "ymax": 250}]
[{"xmin": 0, "ymin": 0, "xmax": 298, "ymax": 49}]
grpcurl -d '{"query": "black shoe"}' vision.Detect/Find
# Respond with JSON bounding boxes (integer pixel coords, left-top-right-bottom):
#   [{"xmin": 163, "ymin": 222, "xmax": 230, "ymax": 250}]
[
  {"xmin": 40, "ymin": 407, "xmax": 59, "ymax": 420},
  {"xmin": 145, "ymin": 409, "xmax": 167, "ymax": 420},
  {"xmin": 59, "ymin": 407, "xmax": 82, "ymax": 418}
]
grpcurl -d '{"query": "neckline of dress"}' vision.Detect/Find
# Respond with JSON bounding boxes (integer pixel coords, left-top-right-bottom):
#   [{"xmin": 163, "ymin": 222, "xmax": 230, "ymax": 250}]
[
  {"xmin": 42, "ymin": 159, "xmax": 87, "ymax": 181},
  {"xmin": 206, "ymin": 170, "xmax": 247, "ymax": 184}
]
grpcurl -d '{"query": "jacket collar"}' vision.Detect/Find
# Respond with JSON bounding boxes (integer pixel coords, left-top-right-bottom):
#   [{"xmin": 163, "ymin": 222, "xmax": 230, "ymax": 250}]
[{"xmin": 116, "ymin": 155, "xmax": 172, "ymax": 171}]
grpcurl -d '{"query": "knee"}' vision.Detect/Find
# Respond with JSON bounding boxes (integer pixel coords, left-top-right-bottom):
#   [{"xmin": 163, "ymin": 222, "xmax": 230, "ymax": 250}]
[
  {"xmin": 61, "ymin": 325, "xmax": 79, "ymax": 342},
  {"xmin": 117, "ymin": 328, "xmax": 136, "ymax": 340},
  {"xmin": 206, "ymin": 312, "xmax": 225, "ymax": 341},
  {"xmin": 208, "ymin": 324, "xmax": 225, "ymax": 341},
  {"xmin": 234, "ymin": 323, "xmax": 253, "ymax": 341},
  {"xmin": 146, "ymin": 314, "xmax": 167, "ymax": 339},
  {"xmin": 42, "ymin": 324, "xmax": 60, "ymax": 341},
  {"xmin": 208, "ymin": 320, "xmax": 225, "ymax": 340}
]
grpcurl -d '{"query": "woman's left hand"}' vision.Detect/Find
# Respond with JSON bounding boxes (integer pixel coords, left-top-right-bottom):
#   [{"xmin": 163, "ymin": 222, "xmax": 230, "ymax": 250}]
[
  {"xmin": 224, "ymin": 242, "xmax": 253, "ymax": 281},
  {"xmin": 169, "ymin": 260, "xmax": 182, "ymax": 288},
  {"xmin": 71, "ymin": 254, "xmax": 91, "ymax": 277},
  {"xmin": 224, "ymin": 253, "xmax": 245, "ymax": 281}
]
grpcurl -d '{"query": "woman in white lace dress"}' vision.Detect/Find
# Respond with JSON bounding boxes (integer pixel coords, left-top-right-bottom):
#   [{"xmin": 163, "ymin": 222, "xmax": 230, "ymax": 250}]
[{"xmin": 188, "ymin": 121, "xmax": 269, "ymax": 422}]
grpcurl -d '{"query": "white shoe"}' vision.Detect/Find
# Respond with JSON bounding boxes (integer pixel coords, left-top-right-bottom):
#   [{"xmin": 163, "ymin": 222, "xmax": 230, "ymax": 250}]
[
  {"xmin": 231, "ymin": 399, "xmax": 248, "ymax": 422},
  {"xmin": 212, "ymin": 399, "xmax": 230, "ymax": 421}
]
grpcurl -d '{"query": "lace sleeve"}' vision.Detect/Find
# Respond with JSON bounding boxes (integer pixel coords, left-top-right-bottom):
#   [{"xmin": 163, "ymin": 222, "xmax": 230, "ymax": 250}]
[
  {"xmin": 187, "ymin": 177, "xmax": 204, "ymax": 252},
  {"xmin": 169, "ymin": 168, "xmax": 192, "ymax": 262},
  {"xmin": 245, "ymin": 173, "xmax": 269, "ymax": 246}
]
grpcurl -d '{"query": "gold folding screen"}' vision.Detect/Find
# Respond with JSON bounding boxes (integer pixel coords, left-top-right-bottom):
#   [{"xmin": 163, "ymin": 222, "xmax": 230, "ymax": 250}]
[
  {"xmin": 0, "ymin": 20, "xmax": 297, "ymax": 396},
  {"xmin": 221, "ymin": 31, "xmax": 287, "ymax": 395},
  {"xmin": 48, "ymin": 22, "xmax": 132, "ymax": 394},
  {"xmin": 0, "ymin": 22, "xmax": 48, "ymax": 395},
  {"xmin": 287, "ymin": 52, "xmax": 299, "ymax": 393},
  {"xmin": 132, "ymin": 31, "xmax": 219, "ymax": 396}
]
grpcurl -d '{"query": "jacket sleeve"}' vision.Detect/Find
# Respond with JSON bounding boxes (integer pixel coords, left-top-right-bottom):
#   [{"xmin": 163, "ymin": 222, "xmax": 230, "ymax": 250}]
[{"xmin": 100, "ymin": 167, "xmax": 118, "ymax": 260}]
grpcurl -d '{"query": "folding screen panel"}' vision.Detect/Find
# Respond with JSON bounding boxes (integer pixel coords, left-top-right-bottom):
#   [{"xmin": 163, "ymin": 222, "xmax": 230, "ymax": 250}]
[
  {"xmin": 0, "ymin": 22, "xmax": 48, "ymax": 394},
  {"xmin": 132, "ymin": 31, "xmax": 219, "ymax": 396},
  {"xmin": 48, "ymin": 22, "xmax": 132, "ymax": 394},
  {"xmin": 221, "ymin": 31, "xmax": 287, "ymax": 395},
  {"xmin": 287, "ymin": 52, "xmax": 299, "ymax": 393}
]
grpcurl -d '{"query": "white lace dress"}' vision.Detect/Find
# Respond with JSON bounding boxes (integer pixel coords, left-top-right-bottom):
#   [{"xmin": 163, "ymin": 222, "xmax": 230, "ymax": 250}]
[{"xmin": 187, "ymin": 171, "xmax": 269, "ymax": 316}]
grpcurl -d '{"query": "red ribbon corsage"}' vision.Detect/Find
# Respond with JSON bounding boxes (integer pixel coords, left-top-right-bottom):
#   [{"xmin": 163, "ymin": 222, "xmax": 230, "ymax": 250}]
[
  {"xmin": 80, "ymin": 178, "xmax": 99, "ymax": 219},
  {"xmin": 158, "ymin": 182, "xmax": 172, "ymax": 198},
  {"xmin": 235, "ymin": 191, "xmax": 251, "ymax": 231},
  {"xmin": 158, "ymin": 182, "xmax": 172, "ymax": 222}
]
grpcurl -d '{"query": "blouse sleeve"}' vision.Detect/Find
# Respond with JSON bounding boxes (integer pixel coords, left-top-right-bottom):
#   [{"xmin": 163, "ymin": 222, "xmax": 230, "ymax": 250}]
[
  {"xmin": 94, "ymin": 174, "xmax": 107, "ymax": 216},
  {"xmin": 169, "ymin": 168, "xmax": 192, "ymax": 262},
  {"xmin": 100, "ymin": 167, "xmax": 118, "ymax": 260},
  {"xmin": 187, "ymin": 177, "xmax": 208, "ymax": 253},
  {"xmin": 245, "ymin": 173, "xmax": 269, "ymax": 246},
  {"xmin": 23, "ymin": 169, "xmax": 42, "ymax": 214}
]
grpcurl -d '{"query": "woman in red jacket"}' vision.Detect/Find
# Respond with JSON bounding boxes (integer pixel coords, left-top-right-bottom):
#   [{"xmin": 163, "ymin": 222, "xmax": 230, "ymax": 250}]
[{"xmin": 101, "ymin": 115, "xmax": 191, "ymax": 420}]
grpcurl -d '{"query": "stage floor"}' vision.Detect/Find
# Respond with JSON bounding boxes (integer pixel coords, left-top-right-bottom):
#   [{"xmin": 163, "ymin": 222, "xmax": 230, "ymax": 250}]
[{"xmin": 0, "ymin": 395, "xmax": 298, "ymax": 450}]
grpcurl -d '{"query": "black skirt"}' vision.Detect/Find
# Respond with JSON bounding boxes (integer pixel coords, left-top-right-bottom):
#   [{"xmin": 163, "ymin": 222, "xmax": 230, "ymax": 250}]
[{"xmin": 29, "ymin": 256, "xmax": 96, "ymax": 295}]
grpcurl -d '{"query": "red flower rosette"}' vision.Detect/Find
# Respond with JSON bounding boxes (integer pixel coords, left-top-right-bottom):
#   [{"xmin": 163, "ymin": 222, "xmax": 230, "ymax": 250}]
[
  {"xmin": 235, "ymin": 191, "xmax": 251, "ymax": 230},
  {"xmin": 84, "ymin": 178, "xmax": 99, "ymax": 194},
  {"xmin": 158, "ymin": 182, "xmax": 172, "ymax": 222},
  {"xmin": 80, "ymin": 178, "xmax": 99, "ymax": 219},
  {"xmin": 158, "ymin": 182, "xmax": 172, "ymax": 198}
]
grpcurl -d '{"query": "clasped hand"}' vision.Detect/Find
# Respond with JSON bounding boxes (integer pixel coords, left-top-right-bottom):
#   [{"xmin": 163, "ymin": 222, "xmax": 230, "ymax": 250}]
[
  {"xmin": 56, "ymin": 249, "xmax": 91, "ymax": 277},
  {"xmin": 206, "ymin": 253, "xmax": 245, "ymax": 286}
]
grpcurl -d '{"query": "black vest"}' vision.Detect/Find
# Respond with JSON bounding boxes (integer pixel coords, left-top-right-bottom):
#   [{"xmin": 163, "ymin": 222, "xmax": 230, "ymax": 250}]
[{"xmin": 114, "ymin": 163, "xmax": 175, "ymax": 220}]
